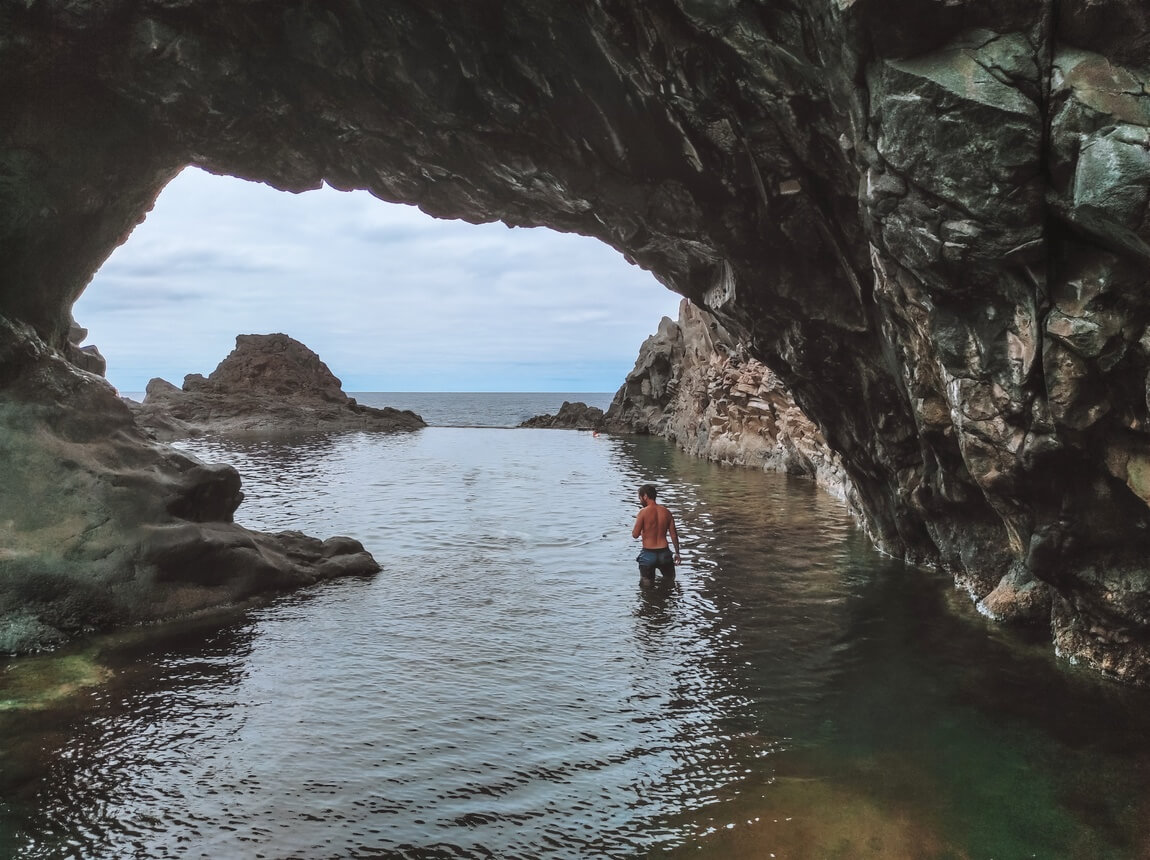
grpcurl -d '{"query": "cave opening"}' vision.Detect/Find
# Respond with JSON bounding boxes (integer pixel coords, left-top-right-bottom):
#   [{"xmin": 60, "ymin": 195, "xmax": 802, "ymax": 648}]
[{"xmin": 72, "ymin": 166, "xmax": 683, "ymax": 397}]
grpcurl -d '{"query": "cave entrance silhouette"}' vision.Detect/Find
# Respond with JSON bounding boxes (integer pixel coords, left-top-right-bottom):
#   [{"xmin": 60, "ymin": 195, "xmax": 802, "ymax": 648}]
[{"xmin": 73, "ymin": 167, "xmax": 683, "ymax": 396}]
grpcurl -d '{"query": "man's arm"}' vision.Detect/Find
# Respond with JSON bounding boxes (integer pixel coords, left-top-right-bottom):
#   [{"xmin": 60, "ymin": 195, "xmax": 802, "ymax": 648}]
[
  {"xmin": 669, "ymin": 515, "xmax": 681, "ymax": 561},
  {"xmin": 632, "ymin": 508, "xmax": 646, "ymax": 539}
]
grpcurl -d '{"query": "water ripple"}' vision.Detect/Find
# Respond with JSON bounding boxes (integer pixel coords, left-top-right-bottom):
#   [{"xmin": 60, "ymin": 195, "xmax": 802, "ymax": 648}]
[{"xmin": 4, "ymin": 429, "xmax": 1150, "ymax": 858}]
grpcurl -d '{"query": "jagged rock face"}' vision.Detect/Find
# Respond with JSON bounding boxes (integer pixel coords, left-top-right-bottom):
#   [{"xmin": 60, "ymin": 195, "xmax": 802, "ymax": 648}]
[
  {"xmin": 607, "ymin": 316, "xmax": 688, "ymax": 437},
  {"xmin": 66, "ymin": 316, "xmax": 107, "ymax": 378},
  {"xmin": 134, "ymin": 333, "xmax": 426, "ymax": 438},
  {"xmin": 3, "ymin": 1, "xmax": 1150, "ymax": 680},
  {"xmin": 609, "ymin": 300, "xmax": 850, "ymax": 501}
]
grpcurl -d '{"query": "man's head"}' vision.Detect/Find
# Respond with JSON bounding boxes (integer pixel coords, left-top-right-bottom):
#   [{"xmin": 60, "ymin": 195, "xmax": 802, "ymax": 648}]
[{"xmin": 638, "ymin": 484, "xmax": 657, "ymax": 503}]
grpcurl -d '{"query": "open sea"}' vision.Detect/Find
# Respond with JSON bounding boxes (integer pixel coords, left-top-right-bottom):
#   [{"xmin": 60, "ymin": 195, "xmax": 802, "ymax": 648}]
[{"xmin": 3, "ymin": 393, "xmax": 1150, "ymax": 858}]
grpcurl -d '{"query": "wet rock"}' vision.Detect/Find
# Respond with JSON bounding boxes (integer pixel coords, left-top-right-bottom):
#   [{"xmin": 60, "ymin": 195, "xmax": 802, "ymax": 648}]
[
  {"xmin": 133, "ymin": 333, "xmax": 425, "ymax": 438},
  {"xmin": 977, "ymin": 564, "xmax": 1053, "ymax": 626}
]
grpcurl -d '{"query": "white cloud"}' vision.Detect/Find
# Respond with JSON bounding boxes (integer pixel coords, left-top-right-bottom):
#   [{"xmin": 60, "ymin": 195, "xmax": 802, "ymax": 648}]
[{"xmin": 74, "ymin": 167, "xmax": 683, "ymax": 393}]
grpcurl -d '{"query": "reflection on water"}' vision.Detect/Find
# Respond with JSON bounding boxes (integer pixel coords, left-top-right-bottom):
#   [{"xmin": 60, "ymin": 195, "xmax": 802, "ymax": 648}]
[{"xmin": 2, "ymin": 429, "xmax": 1150, "ymax": 858}]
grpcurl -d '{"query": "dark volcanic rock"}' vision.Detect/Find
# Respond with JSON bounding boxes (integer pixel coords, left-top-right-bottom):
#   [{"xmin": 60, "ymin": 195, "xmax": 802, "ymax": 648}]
[
  {"xmin": 4, "ymin": 1, "xmax": 1150, "ymax": 681},
  {"xmin": 0, "ymin": 319, "xmax": 379, "ymax": 653},
  {"xmin": 519, "ymin": 401, "xmax": 606, "ymax": 431},
  {"xmin": 134, "ymin": 333, "xmax": 425, "ymax": 438},
  {"xmin": 608, "ymin": 300, "xmax": 850, "ymax": 501}
]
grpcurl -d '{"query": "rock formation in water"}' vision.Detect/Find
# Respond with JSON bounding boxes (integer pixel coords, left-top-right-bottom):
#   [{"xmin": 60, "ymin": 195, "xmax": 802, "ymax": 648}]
[
  {"xmin": 608, "ymin": 300, "xmax": 850, "ymax": 500},
  {"xmin": 4, "ymin": 1, "xmax": 1150, "ymax": 682},
  {"xmin": 0, "ymin": 318, "xmax": 380, "ymax": 653},
  {"xmin": 134, "ymin": 333, "xmax": 425, "ymax": 438},
  {"xmin": 519, "ymin": 401, "xmax": 606, "ymax": 431}
]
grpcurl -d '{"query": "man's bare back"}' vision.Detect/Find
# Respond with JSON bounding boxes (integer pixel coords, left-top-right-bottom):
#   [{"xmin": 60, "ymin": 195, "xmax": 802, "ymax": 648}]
[
  {"xmin": 633, "ymin": 503, "xmax": 677, "ymax": 550},
  {"xmin": 632, "ymin": 484, "xmax": 680, "ymax": 583}
]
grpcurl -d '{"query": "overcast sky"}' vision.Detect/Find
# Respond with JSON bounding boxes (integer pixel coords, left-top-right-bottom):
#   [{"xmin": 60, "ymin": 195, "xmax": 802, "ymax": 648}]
[{"xmin": 74, "ymin": 167, "xmax": 683, "ymax": 393}]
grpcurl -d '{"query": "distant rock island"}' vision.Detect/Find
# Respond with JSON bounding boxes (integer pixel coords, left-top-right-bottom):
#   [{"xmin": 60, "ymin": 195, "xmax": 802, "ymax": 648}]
[
  {"xmin": 519, "ymin": 401, "xmax": 606, "ymax": 430},
  {"xmin": 133, "ymin": 333, "xmax": 426, "ymax": 438}
]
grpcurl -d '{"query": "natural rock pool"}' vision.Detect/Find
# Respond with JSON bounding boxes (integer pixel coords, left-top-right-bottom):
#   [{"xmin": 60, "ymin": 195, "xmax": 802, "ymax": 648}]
[{"xmin": 2, "ymin": 428, "xmax": 1148, "ymax": 858}]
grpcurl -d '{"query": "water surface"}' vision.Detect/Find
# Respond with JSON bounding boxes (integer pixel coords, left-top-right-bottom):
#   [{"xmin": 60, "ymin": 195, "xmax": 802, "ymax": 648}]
[{"xmin": 2, "ymin": 428, "xmax": 1149, "ymax": 858}]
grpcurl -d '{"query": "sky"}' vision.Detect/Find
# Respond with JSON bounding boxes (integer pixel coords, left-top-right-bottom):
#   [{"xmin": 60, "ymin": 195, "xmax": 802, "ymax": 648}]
[{"xmin": 73, "ymin": 167, "xmax": 684, "ymax": 393}]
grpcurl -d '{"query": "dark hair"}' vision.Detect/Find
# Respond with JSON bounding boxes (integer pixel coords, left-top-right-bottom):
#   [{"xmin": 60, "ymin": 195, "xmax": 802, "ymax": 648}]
[{"xmin": 639, "ymin": 483, "xmax": 657, "ymax": 500}]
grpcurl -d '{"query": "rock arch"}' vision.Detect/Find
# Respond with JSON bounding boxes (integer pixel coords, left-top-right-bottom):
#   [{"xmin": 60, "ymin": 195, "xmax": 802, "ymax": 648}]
[{"xmin": 3, "ymin": 1, "xmax": 1150, "ymax": 682}]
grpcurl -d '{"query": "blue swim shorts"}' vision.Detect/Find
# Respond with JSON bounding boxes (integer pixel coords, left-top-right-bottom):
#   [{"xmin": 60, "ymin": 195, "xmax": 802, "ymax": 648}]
[{"xmin": 636, "ymin": 547, "xmax": 676, "ymax": 576}]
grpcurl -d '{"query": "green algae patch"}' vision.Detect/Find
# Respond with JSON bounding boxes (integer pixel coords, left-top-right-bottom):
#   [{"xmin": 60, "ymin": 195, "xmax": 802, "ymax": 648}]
[{"xmin": 0, "ymin": 651, "xmax": 111, "ymax": 711}]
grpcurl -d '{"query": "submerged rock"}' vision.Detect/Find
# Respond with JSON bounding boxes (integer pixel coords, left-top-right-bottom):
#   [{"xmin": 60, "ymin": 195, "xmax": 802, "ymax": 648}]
[{"xmin": 134, "ymin": 333, "xmax": 425, "ymax": 438}]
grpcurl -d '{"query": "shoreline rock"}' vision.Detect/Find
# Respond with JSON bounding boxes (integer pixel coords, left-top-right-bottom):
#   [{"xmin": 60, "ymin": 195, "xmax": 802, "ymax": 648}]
[
  {"xmin": 0, "ymin": 318, "xmax": 380, "ymax": 655},
  {"xmin": 133, "ymin": 333, "xmax": 425, "ymax": 439},
  {"xmin": 605, "ymin": 300, "xmax": 852, "ymax": 503}
]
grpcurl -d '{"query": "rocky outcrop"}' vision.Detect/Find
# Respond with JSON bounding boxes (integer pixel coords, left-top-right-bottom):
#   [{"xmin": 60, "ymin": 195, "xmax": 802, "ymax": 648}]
[
  {"xmin": 4, "ymin": 1, "xmax": 1150, "ymax": 681},
  {"xmin": 524, "ymin": 302, "xmax": 848, "ymax": 497},
  {"xmin": 519, "ymin": 401, "xmax": 606, "ymax": 431},
  {"xmin": 0, "ymin": 318, "xmax": 379, "ymax": 653},
  {"xmin": 65, "ymin": 316, "xmax": 107, "ymax": 378},
  {"xmin": 606, "ymin": 316, "xmax": 687, "ymax": 439},
  {"xmin": 608, "ymin": 301, "xmax": 850, "ymax": 500},
  {"xmin": 133, "ymin": 333, "xmax": 425, "ymax": 438}
]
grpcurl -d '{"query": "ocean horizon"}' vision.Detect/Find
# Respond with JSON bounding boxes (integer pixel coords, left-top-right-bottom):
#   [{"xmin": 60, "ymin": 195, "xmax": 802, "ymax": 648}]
[
  {"xmin": 352, "ymin": 391, "xmax": 614, "ymax": 428},
  {"xmin": 118, "ymin": 390, "xmax": 614, "ymax": 429}
]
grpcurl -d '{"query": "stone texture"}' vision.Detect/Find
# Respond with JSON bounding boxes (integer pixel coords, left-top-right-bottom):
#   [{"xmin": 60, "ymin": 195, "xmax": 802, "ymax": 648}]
[
  {"xmin": 65, "ymin": 315, "xmax": 107, "ymax": 378},
  {"xmin": 0, "ymin": 318, "xmax": 380, "ymax": 653},
  {"xmin": 608, "ymin": 300, "xmax": 849, "ymax": 501},
  {"xmin": 133, "ymin": 333, "xmax": 425, "ymax": 438},
  {"xmin": 3, "ymin": 0, "xmax": 1150, "ymax": 681}
]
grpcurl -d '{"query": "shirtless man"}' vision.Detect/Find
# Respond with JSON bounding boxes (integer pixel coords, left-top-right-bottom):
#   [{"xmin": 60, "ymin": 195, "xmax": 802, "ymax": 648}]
[{"xmin": 632, "ymin": 483, "xmax": 681, "ymax": 585}]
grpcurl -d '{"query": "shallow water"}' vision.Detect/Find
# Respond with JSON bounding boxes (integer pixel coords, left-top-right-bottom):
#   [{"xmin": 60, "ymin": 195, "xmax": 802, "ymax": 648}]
[{"xmin": 2, "ymin": 428, "xmax": 1149, "ymax": 858}]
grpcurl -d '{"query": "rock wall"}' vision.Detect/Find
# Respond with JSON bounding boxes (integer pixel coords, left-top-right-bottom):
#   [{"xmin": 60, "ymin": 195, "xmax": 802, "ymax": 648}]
[
  {"xmin": 608, "ymin": 300, "xmax": 850, "ymax": 501},
  {"xmin": 3, "ymin": 1, "xmax": 1150, "ymax": 681}
]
